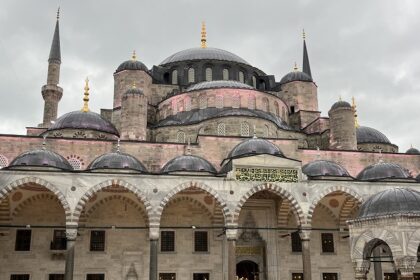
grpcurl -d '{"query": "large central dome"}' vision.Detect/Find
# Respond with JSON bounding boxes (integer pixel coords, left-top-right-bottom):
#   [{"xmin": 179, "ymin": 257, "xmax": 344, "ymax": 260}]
[{"xmin": 160, "ymin": 47, "xmax": 250, "ymax": 66}]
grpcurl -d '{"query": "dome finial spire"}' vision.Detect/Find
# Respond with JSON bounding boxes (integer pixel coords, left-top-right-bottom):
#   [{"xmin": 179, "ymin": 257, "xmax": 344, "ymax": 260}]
[
  {"xmin": 302, "ymin": 28, "xmax": 306, "ymax": 40},
  {"xmin": 201, "ymin": 21, "xmax": 207, "ymax": 48},
  {"xmin": 293, "ymin": 62, "xmax": 298, "ymax": 71},
  {"xmin": 81, "ymin": 77, "xmax": 90, "ymax": 112},
  {"xmin": 132, "ymin": 50, "xmax": 137, "ymax": 61},
  {"xmin": 56, "ymin": 7, "xmax": 60, "ymax": 20},
  {"xmin": 352, "ymin": 96, "xmax": 360, "ymax": 128}
]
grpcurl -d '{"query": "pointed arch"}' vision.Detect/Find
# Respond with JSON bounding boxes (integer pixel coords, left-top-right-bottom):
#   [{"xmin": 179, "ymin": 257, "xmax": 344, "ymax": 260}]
[
  {"xmin": 0, "ymin": 177, "xmax": 71, "ymax": 222},
  {"xmin": 155, "ymin": 181, "xmax": 231, "ymax": 225},
  {"xmin": 163, "ymin": 196, "xmax": 213, "ymax": 222},
  {"xmin": 73, "ymin": 179, "xmax": 152, "ymax": 225},
  {"xmin": 234, "ymin": 183, "xmax": 304, "ymax": 225},
  {"xmin": 12, "ymin": 193, "xmax": 63, "ymax": 217},
  {"xmin": 308, "ymin": 185, "xmax": 363, "ymax": 225}
]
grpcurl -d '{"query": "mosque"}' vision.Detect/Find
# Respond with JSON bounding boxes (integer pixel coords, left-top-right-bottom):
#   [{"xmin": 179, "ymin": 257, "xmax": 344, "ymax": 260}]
[{"xmin": 0, "ymin": 9, "xmax": 420, "ymax": 280}]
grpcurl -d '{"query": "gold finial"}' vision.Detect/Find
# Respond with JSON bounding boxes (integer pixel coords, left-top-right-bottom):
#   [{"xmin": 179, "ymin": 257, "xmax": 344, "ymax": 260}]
[
  {"xmin": 201, "ymin": 21, "xmax": 207, "ymax": 48},
  {"xmin": 302, "ymin": 29, "xmax": 306, "ymax": 40},
  {"xmin": 81, "ymin": 77, "xmax": 90, "ymax": 112},
  {"xmin": 293, "ymin": 62, "xmax": 298, "ymax": 71},
  {"xmin": 56, "ymin": 7, "xmax": 60, "ymax": 20},
  {"xmin": 132, "ymin": 50, "xmax": 137, "ymax": 61},
  {"xmin": 339, "ymin": 95, "xmax": 342, "ymax": 101},
  {"xmin": 352, "ymin": 96, "xmax": 360, "ymax": 128}
]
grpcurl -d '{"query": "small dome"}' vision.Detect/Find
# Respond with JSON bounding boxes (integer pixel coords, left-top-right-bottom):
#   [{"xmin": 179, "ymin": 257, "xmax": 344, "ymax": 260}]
[
  {"xmin": 330, "ymin": 100, "xmax": 352, "ymax": 110},
  {"xmin": 116, "ymin": 59, "xmax": 148, "ymax": 73},
  {"xmin": 9, "ymin": 149, "xmax": 73, "ymax": 170},
  {"xmin": 88, "ymin": 152, "xmax": 147, "ymax": 172},
  {"xmin": 226, "ymin": 137, "xmax": 284, "ymax": 160},
  {"xmin": 160, "ymin": 47, "xmax": 249, "ymax": 65},
  {"xmin": 161, "ymin": 155, "xmax": 217, "ymax": 174},
  {"xmin": 186, "ymin": 80, "xmax": 254, "ymax": 92},
  {"xmin": 280, "ymin": 71, "xmax": 312, "ymax": 85},
  {"xmin": 356, "ymin": 162, "xmax": 411, "ymax": 181},
  {"xmin": 124, "ymin": 87, "xmax": 144, "ymax": 95},
  {"xmin": 48, "ymin": 111, "xmax": 119, "ymax": 136},
  {"xmin": 356, "ymin": 126, "xmax": 390, "ymax": 144},
  {"xmin": 357, "ymin": 188, "xmax": 420, "ymax": 219},
  {"xmin": 406, "ymin": 147, "xmax": 420, "ymax": 155},
  {"xmin": 302, "ymin": 160, "xmax": 350, "ymax": 177}
]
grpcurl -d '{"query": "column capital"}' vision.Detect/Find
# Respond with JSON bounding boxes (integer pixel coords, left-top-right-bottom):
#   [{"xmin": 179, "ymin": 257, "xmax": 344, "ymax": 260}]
[
  {"xmin": 149, "ymin": 224, "xmax": 160, "ymax": 240},
  {"xmin": 65, "ymin": 222, "xmax": 78, "ymax": 241},
  {"xmin": 299, "ymin": 228, "xmax": 312, "ymax": 241},
  {"xmin": 226, "ymin": 228, "xmax": 238, "ymax": 241},
  {"xmin": 353, "ymin": 259, "xmax": 370, "ymax": 279},
  {"xmin": 394, "ymin": 256, "xmax": 417, "ymax": 278}
]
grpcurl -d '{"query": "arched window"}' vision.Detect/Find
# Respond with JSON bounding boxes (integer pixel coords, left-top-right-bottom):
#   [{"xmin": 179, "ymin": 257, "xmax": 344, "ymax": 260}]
[
  {"xmin": 185, "ymin": 97, "xmax": 191, "ymax": 111},
  {"xmin": 216, "ymin": 95, "xmax": 224, "ymax": 109},
  {"xmin": 240, "ymin": 122, "xmax": 250, "ymax": 136},
  {"xmin": 260, "ymin": 80, "xmax": 266, "ymax": 90},
  {"xmin": 188, "ymin": 68, "xmax": 195, "ymax": 83},
  {"xmin": 177, "ymin": 131, "xmax": 186, "ymax": 143},
  {"xmin": 248, "ymin": 95, "xmax": 256, "ymax": 110},
  {"xmin": 223, "ymin": 69, "xmax": 229, "ymax": 80},
  {"xmin": 232, "ymin": 95, "xmax": 241, "ymax": 108},
  {"xmin": 238, "ymin": 71, "xmax": 245, "ymax": 83},
  {"xmin": 0, "ymin": 154, "xmax": 8, "ymax": 169},
  {"xmin": 205, "ymin": 67, "xmax": 212, "ymax": 81},
  {"xmin": 282, "ymin": 107, "xmax": 287, "ymax": 120},
  {"xmin": 252, "ymin": 76, "xmax": 257, "ymax": 88},
  {"xmin": 274, "ymin": 101, "xmax": 279, "ymax": 116},
  {"xmin": 171, "ymin": 70, "xmax": 178, "ymax": 85},
  {"xmin": 199, "ymin": 95, "xmax": 207, "ymax": 109},
  {"xmin": 262, "ymin": 97, "xmax": 269, "ymax": 112},
  {"xmin": 66, "ymin": 155, "xmax": 84, "ymax": 170},
  {"xmin": 217, "ymin": 123, "xmax": 226, "ymax": 136}
]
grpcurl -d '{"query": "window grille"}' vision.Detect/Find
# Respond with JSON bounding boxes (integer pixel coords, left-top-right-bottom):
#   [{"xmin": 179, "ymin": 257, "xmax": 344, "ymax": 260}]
[
  {"xmin": 50, "ymin": 229, "xmax": 67, "ymax": 250},
  {"xmin": 217, "ymin": 123, "xmax": 226, "ymax": 136},
  {"xmin": 199, "ymin": 96, "xmax": 207, "ymax": 109},
  {"xmin": 232, "ymin": 95, "xmax": 240, "ymax": 108},
  {"xmin": 194, "ymin": 231, "xmax": 208, "ymax": 252},
  {"xmin": 292, "ymin": 273, "xmax": 303, "ymax": 280},
  {"xmin": 176, "ymin": 131, "xmax": 186, "ymax": 143},
  {"xmin": 291, "ymin": 231, "xmax": 302, "ymax": 252},
  {"xmin": 0, "ymin": 154, "xmax": 8, "ymax": 168},
  {"xmin": 90, "ymin": 230, "xmax": 105, "ymax": 252},
  {"xmin": 223, "ymin": 69, "xmax": 229, "ymax": 80},
  {"xmin": 193, "ymin": 273, "xmax": 210, "ymax": 280},
  {"xmin": 321, "ymin": 233, "xmax": 334, "ymax": 253},
  {"xmin": 49, "ymin": 275, "xmax": 64, "ymax": 280},
  {"xmin": 238, "ymin": 71, "xmax": 244, "ymax": 83},
  {"xmin": 15, "ymin": 229, "xmax": 31, "ymax": 251},
  {"xmin": 159, "ymin": 273, "xmax": 176, "ymax": 280},
  {"xmin": 215, "ymin": 95, "xmax": 223, "ymax": 109},
  {"xmin": 86, "ymin": 274, "xmax": 105, "ymax": 280},
  {"xmin": 161, "ymin": 231, "xmax": 175, "ymax": 252},
  {"xmin": 172, "ymin": 70, "xmax": 178, "ymax": 85},
  {"xmin": 10, "ymin": 275, "xmax": 30, "ymax": 280},
  {"xmin": 240, "ymin": 122, "xmax": 250, "ymax": 137},
  {"xmin": 188, "ymin": 68, "xmax": 195, "ymax": 83},
  {"xmin": 322, "ymin": 273, "xmax": 338, "ymax": 280},
  {"xmin": 68, "ymin": 157, "xmax": 82, "ymax": 170},
  {"xmin": 205, "ymin": 68, "xmax": 212, "ymax": 81}
]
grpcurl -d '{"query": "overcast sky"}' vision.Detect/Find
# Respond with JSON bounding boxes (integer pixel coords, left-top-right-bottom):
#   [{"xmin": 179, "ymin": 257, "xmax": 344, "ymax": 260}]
[{"xmin": 0, "ymin": 0, "xmax": 419, "ymax": 151}]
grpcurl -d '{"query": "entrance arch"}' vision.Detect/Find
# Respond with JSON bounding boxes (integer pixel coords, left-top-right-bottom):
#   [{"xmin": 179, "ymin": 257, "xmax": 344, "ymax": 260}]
[{"xmin": 237, "ymin": 260, "xmax": 259, "ymax": 280}]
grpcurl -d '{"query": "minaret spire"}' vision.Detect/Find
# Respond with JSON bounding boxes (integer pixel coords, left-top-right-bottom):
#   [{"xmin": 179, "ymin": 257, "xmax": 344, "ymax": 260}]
[
  {"xmin": 201, "ymin": 21, "xmax": 207, "ymax": 48},
  {"xmin": 81, "ymin": 77, "xmax": 90, "ymax": 112},
  {"xmin": 39, "ymin": 8, "xmax": 63, "ymax": 128},
  {"xmin": 302, "ymin": 29, "xmax": 312, "ymax": 78}
]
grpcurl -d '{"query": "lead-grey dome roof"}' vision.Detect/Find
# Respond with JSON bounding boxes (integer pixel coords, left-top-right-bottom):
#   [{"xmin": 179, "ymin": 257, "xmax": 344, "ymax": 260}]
[
  {"xmin": 356, "ymin": 162, "xmax": 411, "ymax": 181},
  {"xmin": 186, "ymin": 80, "xmax": 254, "ymax": 92},
  {"xmin": 48, "ymin": 111, "xmax": 119, "ymax": 136},
  {"xmin": 357, "ymin": 188, "xmax": 420, "ymax": 219},
  {"xmin": 302, "ymin": 160, "xmax": 350, "ymax": 177},
  {"xmin": 116, "ymin": 60, "xmax": 148, "ymax": 73},
  {"xmin": 406, "ymin": 147, "xmax": 420, "ymax": 155},
  {"xmin": 356, "ymin": 126, "xmax": 390, "ymax": 144},
  {"xmin": 160, "ymin": 47, "xmax": 250, "ymax": 65},
  {"xmin": 161, "ymin": 155, "xmax": 217, "ymax": 174},
  {"xmin": 280, "ymin": 71, "xmax": 313, "ymax": 85},
  {"xmin": 226, "ymin": 137, "xmax": 284, "ymax": 161},
  {"xmin": 330, "ymin": 100, "xmax": 352, "ymax": 110},
  {"xmin": 88, "ymin": 152, "xmax": 147, "ymax": 172},
  {"xmin": 9, "ymin": 149, "xmax": 73, "ymax": 170}
]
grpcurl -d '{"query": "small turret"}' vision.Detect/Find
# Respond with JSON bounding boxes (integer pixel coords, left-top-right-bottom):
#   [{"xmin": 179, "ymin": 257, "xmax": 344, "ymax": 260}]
[
  {"xmin": 40, "ymin": 8, "xmax": 63, "ymax": 128},
  {"xmin": 120, "ymin": 83, "xmax": 148, "ymax": 140},
  {"xmin": 328, "ymin": 98, "xmax": 357, "ymax": 150}
]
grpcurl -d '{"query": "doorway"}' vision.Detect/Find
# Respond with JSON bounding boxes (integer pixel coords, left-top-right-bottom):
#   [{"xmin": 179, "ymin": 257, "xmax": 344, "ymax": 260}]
[{"xmin": 236, "ymin": 260, "xmax": 259, "ymax": 280}]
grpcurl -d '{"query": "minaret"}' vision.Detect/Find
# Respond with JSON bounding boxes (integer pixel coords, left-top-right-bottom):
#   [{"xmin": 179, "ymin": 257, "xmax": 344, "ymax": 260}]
[
  {"xmin": 40, "ymin": 8, "xmax": 63, "ymax": 128},
  {"xmin": 302, "ymin": 29, "xmax": 312, "ymax": 78}
]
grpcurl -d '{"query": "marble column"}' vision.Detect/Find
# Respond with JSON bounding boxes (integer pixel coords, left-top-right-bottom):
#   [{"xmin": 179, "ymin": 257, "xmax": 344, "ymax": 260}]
[
  {"xmin": 64, "ymin": 224, "xmax": 78, "ymax": 280},
  {"xmin": 149, "ymin": 225, "xmax": 160, "ymax": 280},
  {"xmin": 353, "ymin": 259, "xmax": 371, "ymax": 280},
  {"xmin": 394, "ymin": 256, "xmax": 417, "ymax": 280},
  {"xmin": 299, "ymin": 229, "xmax": 312, "ymax": 280},
  {"xmin": 226, "ymin": 228, "xmax": 238, "ymax": 280},
  {"xmin": 373, "ymin": 247, "xmax": 382, "ymax": 280}
]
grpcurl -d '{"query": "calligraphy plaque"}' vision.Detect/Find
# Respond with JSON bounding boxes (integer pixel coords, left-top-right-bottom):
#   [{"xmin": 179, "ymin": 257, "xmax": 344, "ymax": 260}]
[{"xmin": 235, "ymin": 167, "xmax": 298, "ymax": 182}]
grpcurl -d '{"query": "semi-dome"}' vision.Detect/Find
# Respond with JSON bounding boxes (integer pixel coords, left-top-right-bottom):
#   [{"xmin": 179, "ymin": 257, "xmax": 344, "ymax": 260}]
[
  {"xmin": 406, "ymin": 147, "xmax": 420, "ymax": 155},
  {"xmin": 302, "ymin": 160, "xmax": 350, "ymax": 177},
  {"xmin": 48, "ymin": 111, "xmax": 119, "ymax": 136},
  {"xmin": 160, "ymin": 47, "xmax": 250, "ymax": 66},
  {"xmin": 357, "ymin": 188, "xmax": 420, "ymax": 219},
  {"xmin": 116, "ymin": 59, "xmax": 148, "ymax": 73},
  {"xmin": 226, "ymin": 137, "xmax": 284, "ymax": 161},
  {"xmin": 9, "ymin": 149, "xmax": 73, "ymax": 170},
  {"xmin": 280, "ymin": 71, "xmax": 312, "ymax": 85},
  {"xmin": 88, "ymin": 152, "xmax": 147, "ymax": 172},
  {"xmin": 356, "ymin": 162, "xmax": 411, "ymax": 181},
  {"xmin": 330, "ymin": 100, "xmax": 351, "ymax": 110},
  {"xmin": 356, "ymin": 126, "xmax": 390, "ymax": 144},
  {"xmin": 186, "ymin": 80, "xmax": 254, "ymax": 92},
  {"xmin": 161, "ymin": 155, "xmax": 217, "ymax": 174}
]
